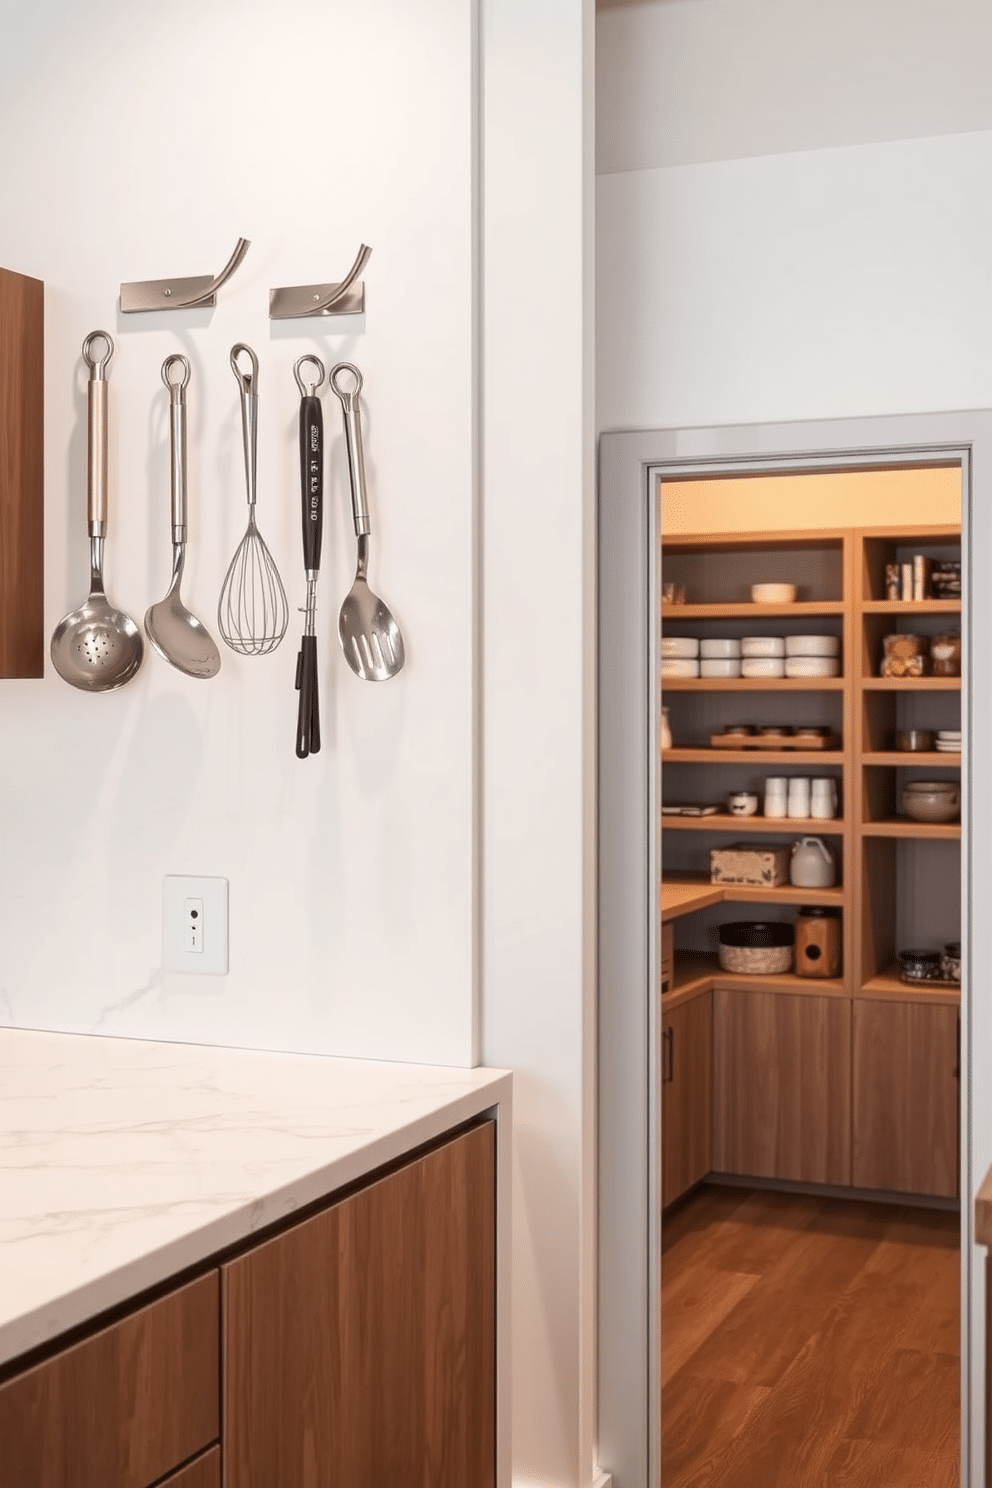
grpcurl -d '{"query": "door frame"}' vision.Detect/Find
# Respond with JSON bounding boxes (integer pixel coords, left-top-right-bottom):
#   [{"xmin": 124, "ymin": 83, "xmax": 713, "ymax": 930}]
[{"xmin": 597, "ymin": 408, "xmax": 991, "ymax": 1488}]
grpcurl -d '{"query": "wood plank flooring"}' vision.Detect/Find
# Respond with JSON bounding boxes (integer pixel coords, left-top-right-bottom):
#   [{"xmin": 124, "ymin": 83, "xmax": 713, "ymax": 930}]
[{"xmin": 662, "ymin": 1184, "xmax": 960, "ymax": 1487}]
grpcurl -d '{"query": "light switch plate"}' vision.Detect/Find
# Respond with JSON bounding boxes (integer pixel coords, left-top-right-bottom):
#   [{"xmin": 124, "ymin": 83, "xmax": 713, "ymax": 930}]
[{"xmin": 163, "ymin": 875, "xmax": 229, "ymax": 975}]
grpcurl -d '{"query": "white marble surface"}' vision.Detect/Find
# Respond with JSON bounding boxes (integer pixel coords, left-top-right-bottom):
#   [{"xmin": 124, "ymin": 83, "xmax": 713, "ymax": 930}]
[{"xmin": 0, "ymin": 1027, "xmax": 510, "ymax": 1366}]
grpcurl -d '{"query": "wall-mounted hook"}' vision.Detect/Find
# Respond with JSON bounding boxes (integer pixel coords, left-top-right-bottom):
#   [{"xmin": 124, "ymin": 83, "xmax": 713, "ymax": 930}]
[
  {"xmin": 120, "ymin": 237, "xmax": 251, "ymax": 314},
  {"xmin": 269, "ymin": 244, "xmax": 372, "ymax": 320}
]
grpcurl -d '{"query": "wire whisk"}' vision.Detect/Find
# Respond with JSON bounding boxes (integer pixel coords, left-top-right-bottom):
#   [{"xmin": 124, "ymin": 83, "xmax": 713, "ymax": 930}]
[{"xmin": 218, "ymin": 344, "xmax": 288, "ymax": 656}]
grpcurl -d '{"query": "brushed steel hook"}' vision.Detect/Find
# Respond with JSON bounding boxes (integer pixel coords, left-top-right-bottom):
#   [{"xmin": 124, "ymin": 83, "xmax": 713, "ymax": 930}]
[
  {"xmin": 120, "ymin": 237, "xmax": 251, "ymax": 313},
  {"xmin": 269, "ymin": 244, "xmax": 372, "ymax": 320}
]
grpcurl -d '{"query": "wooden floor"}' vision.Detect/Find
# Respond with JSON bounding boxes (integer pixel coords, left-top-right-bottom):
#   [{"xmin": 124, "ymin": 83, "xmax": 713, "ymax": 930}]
[{"xmin": 662, "ymin": 1183, "xmax": 960, "ymax": 1487}]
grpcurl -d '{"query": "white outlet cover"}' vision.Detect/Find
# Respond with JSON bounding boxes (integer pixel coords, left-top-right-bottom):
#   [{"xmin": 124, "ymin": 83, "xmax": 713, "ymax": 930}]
[{"xmin": 163, "ymin": 875, "xmax": 229, "ymax": 975}]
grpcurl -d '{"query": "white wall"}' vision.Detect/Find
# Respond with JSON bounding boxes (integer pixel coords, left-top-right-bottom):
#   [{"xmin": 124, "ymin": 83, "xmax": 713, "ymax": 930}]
[
  {"xmin": 0, "ymin": 3, "xmax": 600, "ymax": 1486},
  {"xmin": 483, "ymin": 5, "xmax": 598, "ymax": 1485},
  {"xmin": 0, "ymin": 0, "xmax": 478, "ymax": 1067},
  {"xmin": 597, "ymin": 2, "xmax": 992, "ymax": 1482}
]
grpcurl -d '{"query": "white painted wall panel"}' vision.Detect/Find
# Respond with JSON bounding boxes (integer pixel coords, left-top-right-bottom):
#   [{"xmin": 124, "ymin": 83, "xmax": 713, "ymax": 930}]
[
  {"xmin": 597, "ymin": 131, "xmax": 992, "ymax": 433},
  {"xmin": 0, "ymin": 0, "xmax": 477, "ymax": 1067}
]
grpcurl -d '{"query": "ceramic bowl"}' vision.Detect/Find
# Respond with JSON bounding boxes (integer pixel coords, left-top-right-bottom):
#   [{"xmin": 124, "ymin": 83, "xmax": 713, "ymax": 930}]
[
  {"xmin": 784, "ymin": 635, "xmax": 840, "ymax": 657},
  {"xmin": 751, "ymin": 583, "xmax": 798, "ymax": 604},
  {"xmin": 700, "ymin": 638, "xmax": 741, "ymax": 658},
  {"xmin": 740, "ymin": 636, "xmax": 785, "ymax": 658},
  {"xmin": 895, "ymin": 729, "xmax": 936, "ymax": 752},
  {"xmin": 660, "ymin": 658, "xmax": 700, "ymax": 678},
  {"xmin": 661, "ymin": 636, "xmax": 699, "ymax": 659},
  {"xmin": 700, "ymin": 658, "xmax": 742, "ymax": 678},
  {"xmin": 726, "ymin": 791, "xmax": 759, "ymax": 816},
  {"xmin": 901, "ymin": 782, "xmax": 960, "ymax": 823},
  {"xmin": 741, "ymin": 657, "xmax": 786, "ymax": 678},
  {"xmin": 784, "ymin": 656, "xmax": 840, "ymax": 678}
]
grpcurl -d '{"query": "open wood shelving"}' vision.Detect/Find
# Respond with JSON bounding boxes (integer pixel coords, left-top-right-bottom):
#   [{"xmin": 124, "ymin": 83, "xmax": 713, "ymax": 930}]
[{"xmin": 661, "ymin": 522, "xmax": 961, "ymax": 1005}]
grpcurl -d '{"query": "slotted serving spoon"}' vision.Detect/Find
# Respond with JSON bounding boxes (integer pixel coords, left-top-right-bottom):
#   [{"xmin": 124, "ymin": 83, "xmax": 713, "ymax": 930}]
[
  {"xmin": 329, "ymin": 362, "xmax": 405, "ymax": 682},
  {"xmin": 51, "ymin": 331, "xmax": 144, "ymax": 692},
  {"xmin": 144, "ymin": 355, "xmax": 221, "ymax": 678}
]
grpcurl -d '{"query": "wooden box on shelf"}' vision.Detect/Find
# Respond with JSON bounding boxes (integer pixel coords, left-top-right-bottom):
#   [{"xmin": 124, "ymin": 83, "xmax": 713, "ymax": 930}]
[{"xmin": 710, "ymin": 843, "xmax": 791, "ymax": 887}]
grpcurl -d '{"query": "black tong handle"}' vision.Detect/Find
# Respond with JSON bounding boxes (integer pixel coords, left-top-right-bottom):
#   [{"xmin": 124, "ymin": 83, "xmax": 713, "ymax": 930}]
[
  {"xmin": 296, "ymin": 637, "xmax": 320, "ymax": 758},
  {"xmin": 300, "ymin": 395, "xmax": 323, "ymax": 571}
]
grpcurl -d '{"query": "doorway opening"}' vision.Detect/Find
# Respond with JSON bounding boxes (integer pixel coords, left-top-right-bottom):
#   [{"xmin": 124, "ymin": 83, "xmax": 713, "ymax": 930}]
[
  {"xmin": 657, "ymin": 464, "xmax": 962, "ymax": 1485},
  {"xmin": 596, "ymin": 409, "xmax": 989, "ymax": 1488}
]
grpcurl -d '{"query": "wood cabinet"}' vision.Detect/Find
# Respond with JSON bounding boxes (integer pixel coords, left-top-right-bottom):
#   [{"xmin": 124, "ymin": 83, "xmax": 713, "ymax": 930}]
[
  {"xmin": 852, "ymin": 998, "xmax": 959, "ymax": 1197},
  {"xmin": 661, "ymin": 990, "xmax": 711, "ymax": 1207},
  {"xmin": 713, "ymin": 987, "xmax": 851, "ymax": 1186},
  {"xmin": 222, "ymin": 1121, "xmax": 496, "ymax": 1488},
  {"xmin": 0, "ymin": 265, "xmax": 44, "ymax": 678},
  {"xmin": 0, "ymin": 1121, "xmax": 497, "ymax": 1488},
  {"xmin": 0, "ymin": 1273, "xmax": 219, "ymax": 1488}
]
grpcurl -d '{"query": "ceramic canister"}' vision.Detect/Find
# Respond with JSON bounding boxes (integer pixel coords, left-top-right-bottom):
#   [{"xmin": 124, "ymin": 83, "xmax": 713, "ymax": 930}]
[
  {"xmin": 764, "ymin": 777, "xmax": 788, "ymax": 819},
  {"xmin": 810, "ymin": 777, "xmax": 838, "ymax": 819},
  {"xmin": 787, "ymin": 777, "xmax": 811, "ymax": 819}
]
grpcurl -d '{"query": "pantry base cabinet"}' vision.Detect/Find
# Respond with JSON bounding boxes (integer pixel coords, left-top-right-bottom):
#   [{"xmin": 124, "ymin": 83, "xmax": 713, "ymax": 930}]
[
  {"xmin": 0, "ymin": 1122, "xmax": 496, "ymax": 1488},
  {"xmin": 661, "ymin": 991, "xmax": 712, "ymax": 1208},
  {"xmin": 712, "ymin": 988, "xmax": 851, "ymax": 1186},
  {"xmin": 223, "ymin": 1121, "xmax": 496, "ymax": 1488},
  {"xmin": 852, "ymin": 998, "xmax": 959, "ymax": 1198},
  {"xmin": 0, "ymin": 1273, "xmax": 219, "ymax": 1488}
]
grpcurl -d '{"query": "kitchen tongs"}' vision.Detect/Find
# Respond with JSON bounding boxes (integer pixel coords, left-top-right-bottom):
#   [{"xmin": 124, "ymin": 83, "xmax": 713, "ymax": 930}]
[{"xmin": 294, "ymin": 356, "xmax": 325, "ymax": 758}]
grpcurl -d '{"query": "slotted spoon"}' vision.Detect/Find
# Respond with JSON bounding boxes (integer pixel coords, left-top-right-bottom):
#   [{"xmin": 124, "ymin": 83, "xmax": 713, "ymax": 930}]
[
  {"xmin": 51, "ymin": 331, "xmax": 144, "ymax": 692},
  {"xmin": 329, "ymin": 362, "xmax": 405, "ymax": 682}
]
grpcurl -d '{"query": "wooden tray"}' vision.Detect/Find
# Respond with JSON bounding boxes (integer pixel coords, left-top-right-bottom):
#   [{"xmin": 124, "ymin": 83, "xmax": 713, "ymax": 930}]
[{"xmin": 709, "ymin": 731, "xmax": 842, "ymax": 751}]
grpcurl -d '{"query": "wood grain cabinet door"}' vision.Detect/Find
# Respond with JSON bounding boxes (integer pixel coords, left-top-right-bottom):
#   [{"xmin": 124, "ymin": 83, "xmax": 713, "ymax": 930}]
[
  {"xmin": 0, "ymin": 1272, "xmax": 219, "ymax": 1488},
  {"xmin": 661, "ymin": 991, "xmax": 712, "ymax": 1208},
  {"xmin": 852, "ymin": 998, "xmax": 959, "ymax": 1197},
  {"xmin": 222, "ymin": 1121, "xmax": 496, "ymax": 1488},
  {"xmin": 713, "ymin": 987, "xmax": 852, "ymax": 1186},
  {"xmin": 0, "ymin": 265, "xmax": 44, "ymax": 677}
]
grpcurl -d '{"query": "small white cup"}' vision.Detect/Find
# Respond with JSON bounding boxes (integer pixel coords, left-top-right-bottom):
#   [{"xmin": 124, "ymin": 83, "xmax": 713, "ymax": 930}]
[
  {"xmin": 787, "ymin": 777, "xmax": 811, "ymax": 819},
  {"xmin": 810, "ymin": 777, "xmax": 838, "ymax": 819},
  {"xmin": 763, "ymin": 777, "xmax": 788, "ymax": 819}
]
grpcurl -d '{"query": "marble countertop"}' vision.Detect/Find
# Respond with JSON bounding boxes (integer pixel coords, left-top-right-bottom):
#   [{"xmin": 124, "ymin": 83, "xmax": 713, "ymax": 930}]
[{"xmin": 0, "ymin": 1027, "xmax": 511, "ymax": 1368}]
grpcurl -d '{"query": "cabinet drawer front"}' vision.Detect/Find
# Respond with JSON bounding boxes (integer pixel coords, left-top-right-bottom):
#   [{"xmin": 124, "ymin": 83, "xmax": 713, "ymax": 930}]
[
  {"xmin": 159, "ymin": 1447, "xmax": 220, "ymax": 1488},
  {"xmin": 0, "ymin": 1271, "xmax": 219, "ymax": 1488},
  {"xmin": 223, "ymin": 1122, "xmax": 496, "ymax": 1488}
]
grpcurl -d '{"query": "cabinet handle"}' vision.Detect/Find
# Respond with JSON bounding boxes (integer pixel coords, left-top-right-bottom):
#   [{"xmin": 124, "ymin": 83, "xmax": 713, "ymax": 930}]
[{"xmin": 662, "ymin": 1027, "xmax": 674, "ymax": 1084}]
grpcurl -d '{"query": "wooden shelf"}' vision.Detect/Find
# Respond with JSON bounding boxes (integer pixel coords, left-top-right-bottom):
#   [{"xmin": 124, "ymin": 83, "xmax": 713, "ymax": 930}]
[
  {"xmin": 862, "ymin": 752, "xmax": 960, "ymax": 767},
  {"xmin": 861, "ymin": 676, "xmax": 961, "ymax": 691},
  {"xmin": 860, "ymin": 963, "xmax": 961, "ymax": 1006},
  {"xmin": 660, "ymin": 873, "xmax": 844, "ymax": 911},
  {"xmin": 661, "ymin": 676, "xmax": 844, "ymax": 692},
  {"xmin": 669, "ymin": 950, "xmax": 846, "ymax": 1000},
  {"xmin": 861, "ymin": 600, "xmax": 961, "ymax": 615},
  {"xmin": 662, "ymin": 601, "xmax": 844, "ymax": 619},
  {"xmin": 861, "ymin": 817, "xmax": 961, "ymax": 840},
  {"xmin": 663, "ymin": 748, "xmax": 845, "ymax": 765},
  {"xmin": 662, "ymin": 811, "xmax": 845, "ymax": 835}
]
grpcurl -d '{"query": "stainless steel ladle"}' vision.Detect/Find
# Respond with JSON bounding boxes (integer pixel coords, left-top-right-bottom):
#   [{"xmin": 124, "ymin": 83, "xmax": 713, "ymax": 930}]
[
  {"xmin": 51, "ymin": 331, "xmax": 145, "ymax": 692},
  {"xmin": 144, "ymin": 355, "xmax": 221, "ymax": 678}
]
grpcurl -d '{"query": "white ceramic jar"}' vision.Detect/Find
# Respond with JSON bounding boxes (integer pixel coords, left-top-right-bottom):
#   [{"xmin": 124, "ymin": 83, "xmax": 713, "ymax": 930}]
[
  {"xmin": 787, "ymin": 777, "xmax": 811, "ymax": 818},
  {"xmin": 763, "ymin": 777, "xmax": 788, "ymax": 818}
]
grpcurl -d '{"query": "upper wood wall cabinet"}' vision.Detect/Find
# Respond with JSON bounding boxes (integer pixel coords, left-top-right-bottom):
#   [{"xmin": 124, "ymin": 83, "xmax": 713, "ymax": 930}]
[{"xmin": 0, "ymin": 265, "xmax": 44, "ymax": 677}]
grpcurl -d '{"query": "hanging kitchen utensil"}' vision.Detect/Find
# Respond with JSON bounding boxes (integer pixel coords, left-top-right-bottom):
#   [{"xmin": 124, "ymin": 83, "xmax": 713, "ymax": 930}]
[
  {"xmin": 51, "ymin": 331, "xmax": 144, "ymax": 691},
  {"xmin": 217, "ymin": 343, "xmax": 288, "ymax": 656},
  {"xmin": 294, "ymin": 355, "xmax": 325, "ymax": 757},
  {"xmin": 145, "ymin": 356, "xmax": 221, "ymax": 679},
  {"xmin": 329, "ymin": 362, "xmax": 405, "ymax": 681}
]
